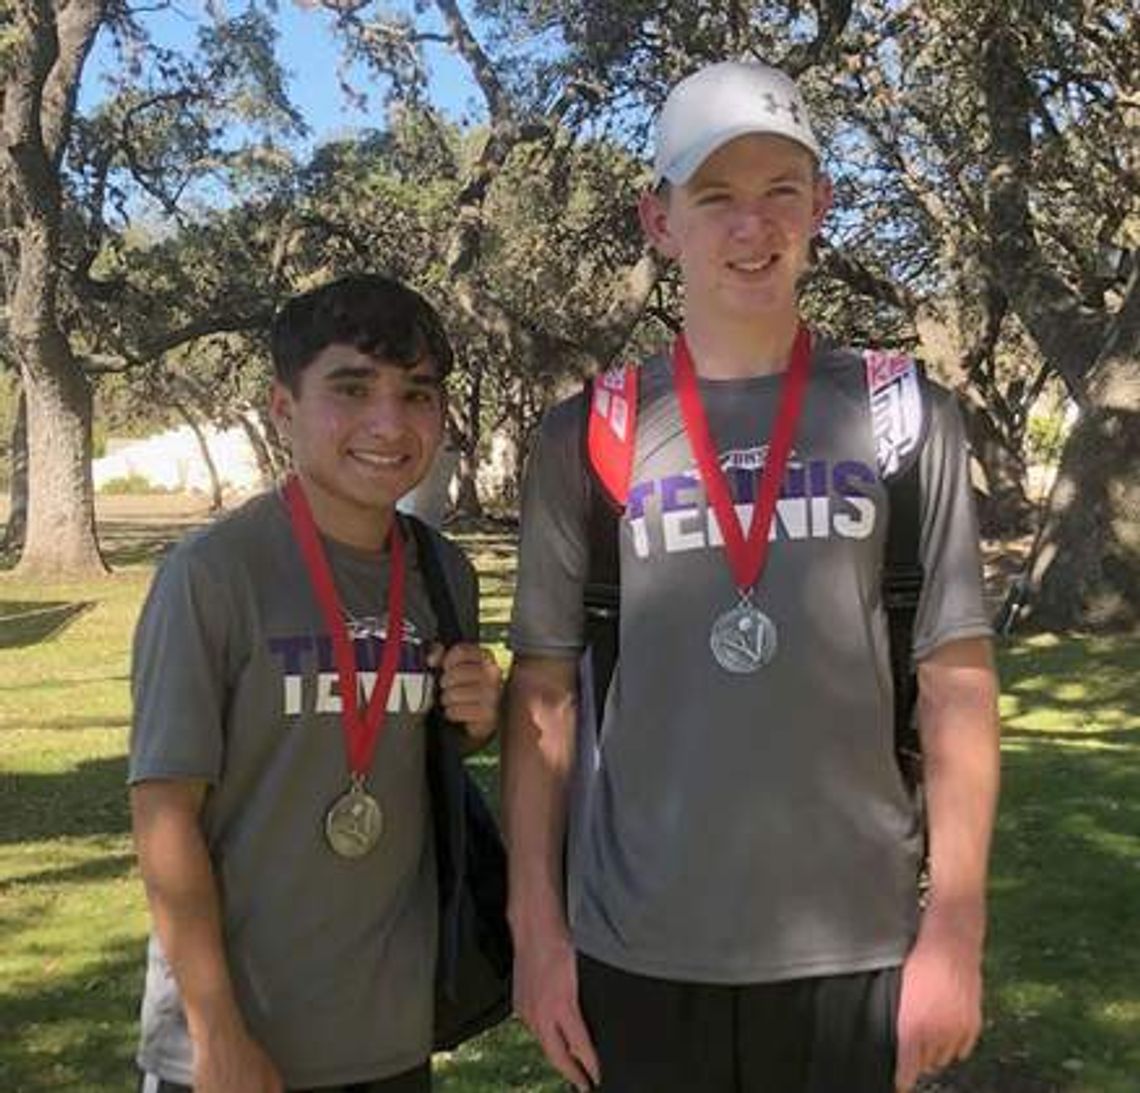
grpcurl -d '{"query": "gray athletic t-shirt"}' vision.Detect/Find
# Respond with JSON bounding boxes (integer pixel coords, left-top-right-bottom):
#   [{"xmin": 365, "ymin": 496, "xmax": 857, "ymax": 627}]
[
  {"xmin": 509, "ymin": 342, "xmax": 991, "ymax": 984},
  {"xmin": 130, "ymin": 491, "xmax": 478, "ymax": 1087}
]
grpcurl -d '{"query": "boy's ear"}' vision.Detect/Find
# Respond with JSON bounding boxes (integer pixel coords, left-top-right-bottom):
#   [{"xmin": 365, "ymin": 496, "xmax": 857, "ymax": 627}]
[
  {"xmin": 269, "ymin": 381, "xmax": 294, "ymax": 436},
  {"xmin": 638, "ymin": 188, "xmax": 680, "ymax": 260},
  {"xmin": 811, "ymin": 173, "xmax": 834, "ymax": 235}
]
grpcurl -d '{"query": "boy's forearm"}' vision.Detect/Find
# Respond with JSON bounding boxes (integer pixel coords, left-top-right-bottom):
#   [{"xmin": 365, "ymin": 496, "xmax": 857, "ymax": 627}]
[
  {"xmin": 130, "ymin": 781, "xmax": 246, "ymax": 1041},
  {"xmin": 502, "ymin": 655, "xmax": 580, "ymax": 933},
  {"xmin": 916, "ymin": 638, "xmax": 1001, "ymax": 952}
]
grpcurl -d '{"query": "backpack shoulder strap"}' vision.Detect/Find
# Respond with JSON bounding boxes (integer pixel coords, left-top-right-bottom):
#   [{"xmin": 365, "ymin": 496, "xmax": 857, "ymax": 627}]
[
  {"xmin": 581, "ymin": 363, "xmax": 638, "ymax": 733},
  {"xmin": 404, "ymin": 514, "xmax": 467, "ymax": 646},
  {"xmin": 865, "ymin": 349, "xmax": 929, "ymax": 480},
  {"xmin": 586, "ymin": 362, "xmax": 639, "ymax": 508},
  {"xmin": 864, "ymin": 350, "xmax": 929, "ymax": 786}
]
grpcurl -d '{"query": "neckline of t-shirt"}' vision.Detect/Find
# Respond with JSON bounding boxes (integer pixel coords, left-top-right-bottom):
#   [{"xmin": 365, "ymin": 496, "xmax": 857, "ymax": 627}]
[
  {"xmin": 271, "ymin": 488, "xmax": 412, "ymax": 569},
  {"xmin": 651, "ymin": 338, "xmax": 851, "ymax": 390}
]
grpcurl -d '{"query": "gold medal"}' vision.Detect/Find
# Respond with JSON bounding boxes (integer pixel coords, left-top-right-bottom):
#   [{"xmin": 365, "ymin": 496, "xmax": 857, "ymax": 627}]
[{"xmin": 324, "ymin": 775, "xmax": 384, "ymax": 858}]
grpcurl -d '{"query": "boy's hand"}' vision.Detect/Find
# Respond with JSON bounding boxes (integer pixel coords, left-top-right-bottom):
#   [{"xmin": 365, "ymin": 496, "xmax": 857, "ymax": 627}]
[
  {"xmin": 894, "ymin": 928, "xmax": 983, "ymax": 1092},
  {"xmin": 429, "ymin": 642, "xmax": 502, "ymax": 748},
  {"xmin": 194, "ymin": 1021, "xmax": 283, "ymax": 1093},
  {"xmin": 512, "ymin": 913, "xmax": 600, "ymax": 1092}
]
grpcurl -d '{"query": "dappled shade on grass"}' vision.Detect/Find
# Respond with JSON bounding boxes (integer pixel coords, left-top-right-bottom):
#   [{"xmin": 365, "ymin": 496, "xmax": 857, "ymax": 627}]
[
  {"xmin": 978, "ymin": 636, "xmax": 1140, "ymax": 1092},
  {"xmin": 1, "ymin": 514, "xmax": 1138, "ymax": 1092}
]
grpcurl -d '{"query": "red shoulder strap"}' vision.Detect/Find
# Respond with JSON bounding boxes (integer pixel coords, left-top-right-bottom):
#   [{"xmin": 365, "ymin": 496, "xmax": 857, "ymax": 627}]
[
  {"xmin": 863, "ymin": 349, "xmax": 928, "ymax": 480},
  {"xmin": 586, "ymin": 362, "xmax": 639, "ymax": 508}
]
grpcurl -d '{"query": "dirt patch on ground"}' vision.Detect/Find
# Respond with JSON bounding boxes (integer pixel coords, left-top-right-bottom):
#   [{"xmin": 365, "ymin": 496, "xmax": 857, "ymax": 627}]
[{"xmin": 94, "ymin": 492, "xmax": 219, "ymax": 522}]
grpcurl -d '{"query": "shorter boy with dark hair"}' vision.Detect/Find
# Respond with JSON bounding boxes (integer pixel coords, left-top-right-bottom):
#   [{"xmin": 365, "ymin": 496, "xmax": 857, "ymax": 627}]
[{"xmin": 130, "ymin": 273, "xmax": 502, "ymax": 1093}]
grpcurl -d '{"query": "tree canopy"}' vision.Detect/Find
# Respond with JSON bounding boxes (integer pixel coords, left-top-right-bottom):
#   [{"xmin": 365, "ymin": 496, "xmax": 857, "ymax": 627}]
[{"xmin": 3, "ymin": 0, "xmax": 1138, "ymax": 628}]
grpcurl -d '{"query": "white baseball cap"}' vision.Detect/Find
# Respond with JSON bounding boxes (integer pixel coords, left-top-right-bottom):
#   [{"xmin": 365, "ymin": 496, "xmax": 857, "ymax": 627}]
[{"xmin": 652, "ymin": 61, "xmax": 820, "ymax": 186}]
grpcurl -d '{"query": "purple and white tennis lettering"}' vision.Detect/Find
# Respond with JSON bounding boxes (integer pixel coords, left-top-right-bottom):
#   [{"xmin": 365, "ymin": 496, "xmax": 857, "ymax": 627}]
[
  {"xmin": 626, "ymin": 450, "xmax": 877, "ymax": 559},
  {"xmin": 267, "ymin": 617, "xmax": 433, "ymax": 718}
]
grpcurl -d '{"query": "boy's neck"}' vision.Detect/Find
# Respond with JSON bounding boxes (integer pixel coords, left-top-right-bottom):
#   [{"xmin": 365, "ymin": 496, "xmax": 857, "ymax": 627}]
[
  {"xmin": 682, "ymin": 310, "xmax": 802, "ymax": 379},
  {"xmin": 294, "ymin": 476, "xmax": 394, "ymax": 553}
]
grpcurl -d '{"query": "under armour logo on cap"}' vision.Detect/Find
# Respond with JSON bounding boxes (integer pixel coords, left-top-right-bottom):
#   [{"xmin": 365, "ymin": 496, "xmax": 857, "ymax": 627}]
[{"xmin": 653, "ymin": 61, "xmax": 820, "ymax": 185}]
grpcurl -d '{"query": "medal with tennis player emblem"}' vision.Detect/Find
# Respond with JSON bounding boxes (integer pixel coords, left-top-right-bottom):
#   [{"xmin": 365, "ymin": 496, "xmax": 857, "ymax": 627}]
[
  {"xmin": 710, "ymin": 595, "xmax": 778, "ymax": 673},
  {"xmin": 325, "ymin": 774, "xmax": 384, "ymax": 858}
]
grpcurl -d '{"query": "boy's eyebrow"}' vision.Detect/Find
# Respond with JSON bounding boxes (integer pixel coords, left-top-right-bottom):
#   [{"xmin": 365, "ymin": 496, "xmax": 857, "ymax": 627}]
[
  {"xmin": 322, "ymin": 364, "xmax": 443, "ymax": 387},
  {"xmin": 322, "ymin": 364, "xmax": 378, "ymax": 382},
  {"xmin": 407, "ymin": 371, "xmax": 444, "ymax": 388}
]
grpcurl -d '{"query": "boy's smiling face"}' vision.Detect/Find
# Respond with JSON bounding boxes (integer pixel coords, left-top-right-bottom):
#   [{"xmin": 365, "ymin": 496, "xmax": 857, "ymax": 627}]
[
  {"xmin": 640, "ymin": 133, "xmax": 831, "ymax": 330},
  {"xmin": 271, "ymin": 344, "xmax": 445, "ymax": 549}
]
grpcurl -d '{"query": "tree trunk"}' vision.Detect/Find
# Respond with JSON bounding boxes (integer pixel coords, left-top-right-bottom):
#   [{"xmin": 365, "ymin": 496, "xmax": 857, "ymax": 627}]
[
  {"xmin": 452, "ymin": 446, "xmax": 483, "ymax": 518},
  {"xmin": 237, "ymin": 408, "xmax": 279, "ymax": 489},
  {"xmin": 450, "ymin": 358, "xmax": 483, "ymax": 519},
  {"xmin": 6, "ymin": 0, "xmax": 107, "ymax": 577},
  {"xmin": 2, "ymin": 390, "xmax": 29, "ymax": 555},
  {"xmin": 16, "ymin": 353, "xmax": 106, "ymax": 577},
  {"xmin": 9, "ymin": 216, "xmax": 106, "ymax": 577},
  {"xmin": 1029, "ymin": 355, "xmax": 1140, "ymax": 631},
  {"xmin": 958, "ymin": 399, "xmax": 1031, "ymax": 536},
  {"xmin": 172, "ymin": 398, "xmax": 224, "ymax": 511},
  {"xmin": 1029, "ymin": 405, "xmax": 1140, "ymax": 630}
]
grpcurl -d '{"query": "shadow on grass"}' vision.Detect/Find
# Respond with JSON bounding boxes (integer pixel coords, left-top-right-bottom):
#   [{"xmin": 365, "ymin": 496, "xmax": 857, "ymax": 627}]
[
  {"xmin": 4, "ymin": 714, "xmax": 129, "ymax": 731},
  {"xmin": 98, "ymin": 519, "xmax": 197, "ymax": 568},
  {"xmin": 0, "ymin": 601, "xmax": 96, "ymax": 649},
  {"xmin": 0, "ymin": 853, "xmax": 136, "ymax": 896},
  {"xmin": 0, "ymin": 755, "xmax": 129, "ymax": 845},
  {"xmin": 0, "ymin": 935, "xmax": 142, "ymax": 1093}
]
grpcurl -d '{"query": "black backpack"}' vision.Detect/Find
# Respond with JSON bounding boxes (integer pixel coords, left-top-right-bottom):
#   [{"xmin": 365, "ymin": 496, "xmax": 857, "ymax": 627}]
[
  {"xmin": 579, "ymin": 349, "xmax": 929, "ymax": 790},
  {"xmin": 403, "ymin": 515, "xmax": 514, "ymax": 1051}
]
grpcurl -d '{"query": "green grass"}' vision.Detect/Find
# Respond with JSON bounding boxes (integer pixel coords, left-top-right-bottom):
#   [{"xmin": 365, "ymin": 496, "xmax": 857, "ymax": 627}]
[
  {"xmin": 1, "ymin": 564, "xmax": 156, "ymax": 1090},
  {"xmin": 1, "ymin": 514, "xmax": 1138, "ymax": 1092},
  {"xmin": 975, "ymin": 635, "xmax": 1140, "ymax": 1093}
]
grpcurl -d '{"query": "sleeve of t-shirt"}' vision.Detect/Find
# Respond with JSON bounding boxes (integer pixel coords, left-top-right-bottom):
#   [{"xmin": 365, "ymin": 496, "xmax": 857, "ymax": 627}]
[
  {"xmin": 508, "ymin": 395, "xmax": 591, "ymax": 658},
  {"xmin": 912, "ymin": 385, "xmax": 994, "ymax": 660},
  {"xmin": 129, "ymin": 544, "xmax": 233, "ymax": 786}
]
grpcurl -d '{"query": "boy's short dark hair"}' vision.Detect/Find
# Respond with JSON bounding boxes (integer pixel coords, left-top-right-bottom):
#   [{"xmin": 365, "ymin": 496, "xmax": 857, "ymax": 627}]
[{"xmin": 270, "ymin": 274, "xmax": 454, "ymax": 392}]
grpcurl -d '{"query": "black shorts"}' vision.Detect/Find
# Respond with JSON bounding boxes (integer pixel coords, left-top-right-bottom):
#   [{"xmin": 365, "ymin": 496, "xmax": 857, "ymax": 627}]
[
  {"xmin": 137, "ymin": 1061, "xmax": 430, "ymax": 1093},
  {"xmin": 577, "ymin": 953, "xmax": 900, "ymax": 1093}
]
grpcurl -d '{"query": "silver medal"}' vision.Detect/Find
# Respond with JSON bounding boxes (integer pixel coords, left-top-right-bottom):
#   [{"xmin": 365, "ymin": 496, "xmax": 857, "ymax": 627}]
[
  {"xmin": 325, "ymin": 776, "xmax": 383, "ymax": 858},
  {"xmin": 710, "ymin": 601, "xmax": 778, "ymax": 673}
]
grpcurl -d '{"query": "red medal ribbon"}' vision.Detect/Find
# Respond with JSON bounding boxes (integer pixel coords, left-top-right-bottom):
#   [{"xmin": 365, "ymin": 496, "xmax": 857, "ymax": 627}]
[
  {"xmin": 283, "ymin": 476, "xmax": 406, "ymax": 777},
  {"xmin": 673, "ymin": 325, "xmax": 813, "ymax": 594}
]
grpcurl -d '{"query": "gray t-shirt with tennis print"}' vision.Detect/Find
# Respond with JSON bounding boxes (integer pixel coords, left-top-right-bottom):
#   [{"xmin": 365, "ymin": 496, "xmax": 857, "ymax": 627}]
[
  {"xmin": 129, "ymin": 490, "xmax": 478, "ymax": 1088},
  {"xmin": 509, "ymin": 340, "xmax": 992, "ymax": 985}
]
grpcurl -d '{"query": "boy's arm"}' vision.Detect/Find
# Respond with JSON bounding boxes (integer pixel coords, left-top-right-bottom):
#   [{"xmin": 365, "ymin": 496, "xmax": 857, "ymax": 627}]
[
  {"xmin": 131, "ymin": 780, "xmax": 283, "ymax": 1093},
  {"xmin": 895, "ymin": 636, "xmax": 1001, "ymax": 1093},
  {"xmin": 502, "ymin": 653, "xmax": 599, "ymax": 1092}
]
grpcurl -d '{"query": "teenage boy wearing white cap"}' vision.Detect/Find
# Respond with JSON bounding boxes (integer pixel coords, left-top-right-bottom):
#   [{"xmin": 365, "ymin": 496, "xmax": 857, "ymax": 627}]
[{"xmin": 503, "ymin": 61, "xmax": 1000, "ymax": 1093}]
